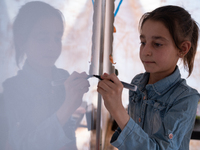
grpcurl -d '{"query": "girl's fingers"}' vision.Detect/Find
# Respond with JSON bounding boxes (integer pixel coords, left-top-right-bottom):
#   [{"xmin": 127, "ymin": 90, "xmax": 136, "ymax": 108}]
[
  {"xmin": 65, "ymin": 71, "xmax": 90, "ymax": 86},
  {"xmin": 66, "ymin": 71, "xmax": 79, "ymax": 83},
  {"xmin": 64, "ymin": 77, "xmax": 90, "ymax": 94},
  {"xmin": 101, "ymin": 73, "xmax": 123, "ymax": 89},
  {"xmin": 98, "ymin": 80, "xmax": 111, "ymax": 93},
  {"xmin": 78, "ymin": 71, "xmax": 89, "ymax": 79},
  {"xmin": 97, "ymin": 73, "xmax": 123, "ymax": 101},
  {"xmin": 97, "ymin": 85, "xmax": 106, "ymax": 95}
]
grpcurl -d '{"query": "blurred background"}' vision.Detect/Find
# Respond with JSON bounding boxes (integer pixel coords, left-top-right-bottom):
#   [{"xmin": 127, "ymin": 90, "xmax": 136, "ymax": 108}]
[{"xmin": 0, "ymin": 0, "xmax": 200, "ymax": 149}]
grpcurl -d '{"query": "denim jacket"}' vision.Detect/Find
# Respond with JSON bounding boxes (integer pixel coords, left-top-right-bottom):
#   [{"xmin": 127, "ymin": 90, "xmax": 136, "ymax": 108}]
[{"xmin": 111, "ymin": 67, "xmax": 199, "ymax": 150}]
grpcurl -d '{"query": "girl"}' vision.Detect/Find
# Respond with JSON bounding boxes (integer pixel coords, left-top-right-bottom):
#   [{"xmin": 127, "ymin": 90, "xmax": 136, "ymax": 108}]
[
  {"xmin": 97, "ymin": 5, "xmax": 200, "ymax": 150},
  {"xmin": 3, "ymin": 1, "xmax": 89, "ymax": 150}
]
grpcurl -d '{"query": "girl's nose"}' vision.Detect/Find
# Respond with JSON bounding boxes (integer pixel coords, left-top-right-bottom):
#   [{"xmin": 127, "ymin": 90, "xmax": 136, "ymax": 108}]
[{"xmin": 142, "ymin": 43, "xmax": 152, "ymax": 56}]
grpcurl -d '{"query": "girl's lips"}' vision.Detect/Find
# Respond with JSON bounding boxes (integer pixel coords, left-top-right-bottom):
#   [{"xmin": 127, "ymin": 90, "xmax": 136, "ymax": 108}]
[{"xmin": 143, "ymin": 61, "xmax": 155, "ymax": 63}]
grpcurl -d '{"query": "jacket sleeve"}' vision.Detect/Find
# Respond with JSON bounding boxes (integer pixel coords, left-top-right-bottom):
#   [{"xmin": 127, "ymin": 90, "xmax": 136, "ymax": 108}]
[{"xmin": 110, "ymin": 94, "xmax": 199, "ymax": 150}]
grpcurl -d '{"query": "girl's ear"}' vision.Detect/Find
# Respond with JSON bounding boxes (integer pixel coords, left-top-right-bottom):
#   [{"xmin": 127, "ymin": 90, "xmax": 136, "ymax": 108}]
[{"xmin": 178, "ymin": 41, "xmax": 191, "ymax": 58}]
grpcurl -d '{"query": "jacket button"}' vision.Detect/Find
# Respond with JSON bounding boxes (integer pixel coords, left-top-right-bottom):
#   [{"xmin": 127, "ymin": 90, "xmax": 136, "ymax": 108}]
[
  {"xmin": 139, "ymin": 118, "xmax": 141, "ymax": 123},
  {"xmin": 169, "ymin": 133, "xmax": 173, "ymax": 139}
]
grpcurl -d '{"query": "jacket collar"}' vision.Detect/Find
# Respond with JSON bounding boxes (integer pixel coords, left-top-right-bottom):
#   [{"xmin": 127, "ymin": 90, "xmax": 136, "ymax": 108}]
[{"xmin": 139, "ymin": 66, "xmax": 181, "ymax": 95}]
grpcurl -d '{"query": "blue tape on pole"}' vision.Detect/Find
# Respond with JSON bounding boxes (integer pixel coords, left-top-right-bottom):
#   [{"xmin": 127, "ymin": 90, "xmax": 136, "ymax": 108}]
[
  {"xmin": 91, "ymin": 0, "xmax": 123, "ymax": 17},
  {"xmin": 114, "ymin": 0, "xmax": 123, "ymax": 17}
]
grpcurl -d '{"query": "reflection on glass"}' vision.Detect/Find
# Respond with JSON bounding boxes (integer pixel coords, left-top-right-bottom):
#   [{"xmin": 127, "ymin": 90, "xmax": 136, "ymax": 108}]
[{"xmin": 2, "ymin": 1, "xmax": 92, "ymax": 150}]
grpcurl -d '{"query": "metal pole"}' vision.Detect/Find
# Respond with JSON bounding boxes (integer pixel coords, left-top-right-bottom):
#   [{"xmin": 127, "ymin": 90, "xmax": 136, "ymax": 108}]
[
  {"xmin": 90, "ymin": 0, "xmax": 104, "ymax": 149},
  {"xmin": 91, "ymin": 0, "xmax": 114, "ymax": 149}
]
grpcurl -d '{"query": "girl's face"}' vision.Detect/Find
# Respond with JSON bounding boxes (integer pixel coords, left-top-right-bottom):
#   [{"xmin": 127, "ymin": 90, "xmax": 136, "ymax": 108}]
[
  {"xmin": 24, "ymin": 16, "xmax": 63, "ymax": 68},
  {"xmin": 140, "ymin": 19, "xmax": 180, "ymax": 79}
]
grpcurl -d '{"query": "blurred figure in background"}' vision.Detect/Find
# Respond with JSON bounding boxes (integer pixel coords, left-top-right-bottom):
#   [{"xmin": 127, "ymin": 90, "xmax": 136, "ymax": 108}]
[{"xmin": 2, "ymin": 1, "xmax": 90, "ymax": 150}]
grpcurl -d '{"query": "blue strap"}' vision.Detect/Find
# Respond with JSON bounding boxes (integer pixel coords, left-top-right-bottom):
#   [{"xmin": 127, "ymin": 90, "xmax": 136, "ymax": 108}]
[
  {"xmin": 91, "ymin": 0, "xmax": 123, "ymax": 17},
  {"xmin": 114, "ymin": 0, "xmax": 123, "ymax": 17}
]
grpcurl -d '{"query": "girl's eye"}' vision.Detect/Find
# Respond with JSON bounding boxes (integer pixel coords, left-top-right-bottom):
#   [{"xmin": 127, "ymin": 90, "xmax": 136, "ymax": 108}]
[
  {"xmin": 140, "ymin": 42, "xmax": 146, "ymax": 46},
  {"xmin": 154, "ymin": 43, "xmax": 163, "ymax": 47}
]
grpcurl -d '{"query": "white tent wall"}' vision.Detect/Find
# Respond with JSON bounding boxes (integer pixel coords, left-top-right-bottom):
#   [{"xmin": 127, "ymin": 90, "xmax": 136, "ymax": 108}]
[
  {"xmin": 0, "ymin": 0, "xmax": 96, "ymax": 149},
  {"xmin": 1, "ymin": 0, "xmax": 200, "ymax": 149}
]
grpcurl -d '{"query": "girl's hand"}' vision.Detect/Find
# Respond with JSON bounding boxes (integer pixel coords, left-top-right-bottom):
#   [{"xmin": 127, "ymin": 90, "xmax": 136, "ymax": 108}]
[
  {"xmin": 97, "ymin": 73, "xmax": 130, "ymax": 130},
  {"xmin": 97, "ymin": 73, "xmax": 123, "ymax": 115},
  {"xmin": 64, "ymin": 71, "xmax": 90, "ymax": 111},
  {"xmin": 57, "ymin": 71, "xmax": 90, "ymax": 126}
]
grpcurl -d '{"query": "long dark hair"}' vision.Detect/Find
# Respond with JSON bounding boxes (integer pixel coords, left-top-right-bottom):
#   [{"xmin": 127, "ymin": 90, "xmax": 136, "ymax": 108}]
[
  {"xmin": 139, "ymin": 5, "xmax": 199, "ymax": 77},
  {"xmin": 13, "ymin": 1, "xmax": 65, "ymax": 67}
]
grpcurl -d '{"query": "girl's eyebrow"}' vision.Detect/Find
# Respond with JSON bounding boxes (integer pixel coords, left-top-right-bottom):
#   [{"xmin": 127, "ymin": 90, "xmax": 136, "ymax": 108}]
[
  {"xmin": 140, "ymin": 35, "xmax": 145, "ymax": 39},
  {"xmin": 152, "ymin": 36, "xmax": 169, "ymax": 42},
  {"xmin": 140, "ymin": 34, "xmax": 169, "ymax": 42}
]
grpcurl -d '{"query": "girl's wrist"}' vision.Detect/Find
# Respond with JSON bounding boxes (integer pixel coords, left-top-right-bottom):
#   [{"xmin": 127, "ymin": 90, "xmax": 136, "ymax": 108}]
[
  {"xmin": 56, "ymin": 101, "xmax": 74, "ymax": 126},
  {"xmin": 111, "ymin": 106, "xmax": 130, "ymax": 130}
]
